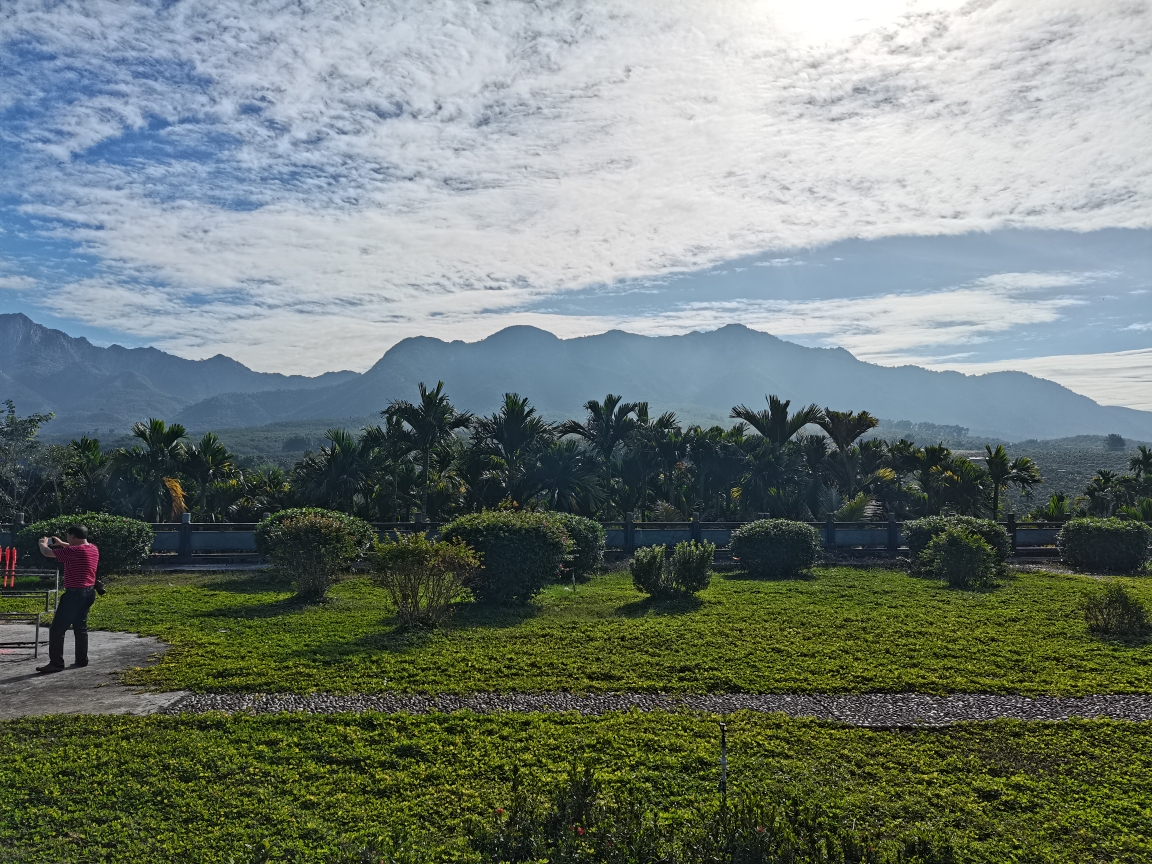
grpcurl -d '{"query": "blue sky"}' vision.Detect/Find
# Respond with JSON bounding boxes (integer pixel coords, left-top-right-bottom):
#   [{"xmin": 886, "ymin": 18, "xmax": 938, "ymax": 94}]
[{"xmin": 1, "ymin": 0, "xmax": 1149, "ymax": 407}]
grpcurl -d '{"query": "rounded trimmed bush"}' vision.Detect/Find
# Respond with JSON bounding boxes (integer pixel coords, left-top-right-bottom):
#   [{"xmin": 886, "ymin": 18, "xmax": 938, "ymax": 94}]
[
  {"xmin": 1058, "ymin": 518, "xmax": 1151, "ymax": 574},
  {"xmin": 546, "ymin": 512, "xmax": 605, "ymax": 582},
  {"xmin": 18, "ymin": 513, "xmax": 153, "ymax": 579},
  {"xmin": 440, "ymin": 511, "xmax": 571, "ymax": 604},
  {"xmin": 255, "ymin": 508, "xmax": 376, "ymax": 599},
  {"xmin": 920, "ymin": 527, "xmax": 995, "ymax": 589},
  {"xmin": 904, "ymin": 516, "xmax": 1010, "ymax": 571},
  {"xmin": 729, "ymin": 519, "xmax": 821, "ymax": 579}
]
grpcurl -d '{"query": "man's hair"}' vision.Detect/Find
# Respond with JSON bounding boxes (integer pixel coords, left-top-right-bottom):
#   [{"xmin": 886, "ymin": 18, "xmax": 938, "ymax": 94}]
[{"xmin": 65, "ymin": 524, "xmax": 88, "ymax": 540}]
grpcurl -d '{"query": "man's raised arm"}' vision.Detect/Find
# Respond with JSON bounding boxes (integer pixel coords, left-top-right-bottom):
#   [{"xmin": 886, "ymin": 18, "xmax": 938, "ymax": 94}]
[{"xmin": 38, "ymin": 536, "xmax": 60, "ymax": 559}]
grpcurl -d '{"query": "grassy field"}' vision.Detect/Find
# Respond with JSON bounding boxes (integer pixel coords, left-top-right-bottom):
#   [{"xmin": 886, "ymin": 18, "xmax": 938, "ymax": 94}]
[
  {"xmin": 70, "ymin": 565, "xmax": 1152, "ymax": 695},
  {"xmin": 1, "ymin": 712, "xmax": 1149, "ymax": 864}
]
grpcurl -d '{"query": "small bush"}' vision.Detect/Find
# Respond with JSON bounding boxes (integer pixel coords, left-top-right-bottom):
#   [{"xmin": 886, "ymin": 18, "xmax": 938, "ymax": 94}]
[
  {"xmin": 630, "ymin": 540, "xmax": 715, "ymax": 598},
  {"xmin": 920, "ymin": 527, "xmax": 995, "ymax": 589},
  {"xmin": 440, "ymin": 511, "xmax": 570, "ymax": 604},
  {"xmin": 472, "ymin": 760, "xmax": 957, "ymax": 864},
  {"xmin": 1083, "ymin": 583, "xmax": 1150, "ymax": 641},
  {"xmin": 255, "ymin": 508, "xmax": 376, "ymax": 599},
  {"xmin": 371, "ymin": 533, "xmax": 479, "ymax": 627},
  {"xmin": 729, "ymin": 519, "xmax": 821, "ymax": 579},
  {"xmin": 669, "ymin": 540, "xmax": 714, "ymax": 594},
  {"xmin": 18, "ymin": 513, "xmax": 153, "ymax": 579},
  {"xmin": 630, "ymin": 545, "xmax": 668, "ymax": 596},
  {"xmin": 1058, "ymin": 518, "xmax": 1151, "ymax": 574},
  {"xmin": 904, "ymin": 516, "xmax": 1010, "ymax": 572},
  {"xmin": 546, "ymin": 512, "xmax": 605, "ymax": 582}
]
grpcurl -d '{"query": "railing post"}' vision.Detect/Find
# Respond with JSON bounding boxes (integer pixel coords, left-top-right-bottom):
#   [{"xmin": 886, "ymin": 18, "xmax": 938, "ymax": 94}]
[
  {"xmin": 625, "ymin": 512, "xmax": 635, "ymax": 555},
  {"xmin": 691, "ymin": 512, "xmax": 702, "ymax": 544},
  {"xmin": 178, "ymin": 512, "xmax": 192, "ymax": 559},
  {"xmin": 887, "ymin": 513, "xmax": 898, "ymax": 551},
  {"xmin": 825, "ymin": 514, "xmax": 836, "ymax": 548},
  {"xmin": 1007, "ymin": 512, "xmax": 1017, "ymax": 554}
]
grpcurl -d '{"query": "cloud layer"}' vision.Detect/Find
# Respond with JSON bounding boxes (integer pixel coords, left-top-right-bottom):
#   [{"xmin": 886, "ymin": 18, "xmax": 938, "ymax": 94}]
[{"xmin": 1, "ymin": 0, "xmax": 1150, "ymax": 380}]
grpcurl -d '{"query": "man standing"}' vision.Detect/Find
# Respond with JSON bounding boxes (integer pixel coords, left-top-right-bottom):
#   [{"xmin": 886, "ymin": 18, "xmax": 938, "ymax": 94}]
[{"xmin": 36, "ymin": 525, "xmax": 100, "ymax": 673}]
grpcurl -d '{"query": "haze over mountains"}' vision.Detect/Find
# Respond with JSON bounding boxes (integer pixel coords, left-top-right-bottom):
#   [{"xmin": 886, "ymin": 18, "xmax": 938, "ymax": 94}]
[{"xmin": 3, "ymin": 313, "xmax": 1150, "ymax": 442}]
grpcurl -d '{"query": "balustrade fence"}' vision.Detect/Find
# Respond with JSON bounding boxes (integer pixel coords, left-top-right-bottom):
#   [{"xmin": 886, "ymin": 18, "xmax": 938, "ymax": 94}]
[{"xmin": 1, "ymin": 512, "xmax": 1077, "ymax": 562}]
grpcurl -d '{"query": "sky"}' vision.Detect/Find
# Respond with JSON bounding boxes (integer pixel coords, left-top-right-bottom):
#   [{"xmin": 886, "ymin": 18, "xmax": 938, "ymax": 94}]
[{"xmin": 1, "ymin": 0, "xmax": 1150, "ymax": 408}]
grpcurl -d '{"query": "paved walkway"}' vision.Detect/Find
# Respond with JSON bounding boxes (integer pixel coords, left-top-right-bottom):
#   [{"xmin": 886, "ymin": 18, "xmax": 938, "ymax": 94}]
[
  {"xmin": 0, "ymin": 626, "xmax": 188, "ymax": 720},
  {"xmin": 163, "ymin": 691, "xmax": 1152, "ymax": 727}
]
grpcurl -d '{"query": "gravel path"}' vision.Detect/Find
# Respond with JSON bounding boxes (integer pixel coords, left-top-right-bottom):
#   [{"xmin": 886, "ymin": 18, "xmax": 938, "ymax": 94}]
[{"xmin": 161, "ymin": 692, "xmax": 1152, "ymax": 727}]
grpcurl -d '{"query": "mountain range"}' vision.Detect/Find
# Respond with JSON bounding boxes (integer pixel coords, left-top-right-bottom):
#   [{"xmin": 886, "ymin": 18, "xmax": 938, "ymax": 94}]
[{"xmin": 2, "ymin": 312, "xmax": 1150, "ymax": 442}]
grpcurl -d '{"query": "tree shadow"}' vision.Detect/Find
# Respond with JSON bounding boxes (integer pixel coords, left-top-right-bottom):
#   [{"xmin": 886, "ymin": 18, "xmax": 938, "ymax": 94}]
[
  {"xmin": 720, "ymin": 569, "xmax": 816, "ymax": 583},
  {"xmin": 441, "ymin": 599, "xmax": 541, "ymax": 631},
  {"xmin": 615, "ymin": 594, "xmax": 704, "ymax": 618},
  {"xmin": 194, "ymin": 573, "xmax": 294, "ymax": 595},
  {"xmin": 194, "ymin": 594, "xmax": 318, "ymax": 620}
]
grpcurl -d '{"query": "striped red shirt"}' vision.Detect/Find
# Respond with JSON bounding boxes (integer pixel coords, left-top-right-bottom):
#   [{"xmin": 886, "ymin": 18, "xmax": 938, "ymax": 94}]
[{"xmin": 55, "ymin": 543, "xmax": 100, "ymax": 589}]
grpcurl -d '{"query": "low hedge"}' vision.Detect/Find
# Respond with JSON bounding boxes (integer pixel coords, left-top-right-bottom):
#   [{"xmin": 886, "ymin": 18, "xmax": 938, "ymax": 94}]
[
  {"xmin": 255, "ymin": 508, "xmax": 376, "ymax": 599},
  {"xmin": 440, "ymin": 511, "xmax": 571, "ymax": 604},
  {"xmin": 729, "ymin": 519, "xmax": 821, "ymax": 579},
  {"xmin": 17, "ymin": 513, "xmax": 153, "ymax": 579},
  {"xmin": 1058, "ymin": 518, "xmax": 1151, "ymax": 574},
  {"xmin": 904, "ymin": 516, "xmax": 1010, "ymax": 571},
  {"xmin": 546, "ymin": 512, "xmax": 606, "ymax": 582}
]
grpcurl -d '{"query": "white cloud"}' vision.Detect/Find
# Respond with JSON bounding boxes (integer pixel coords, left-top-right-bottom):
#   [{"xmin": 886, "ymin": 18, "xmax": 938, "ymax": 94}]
[
  {"xmin": 932, "ymin": 349, "xmax": 1152, "ymax": 412},
  {"xmin": 1, "ymin": 0, "xmax": 1150, "ymax": 374}
]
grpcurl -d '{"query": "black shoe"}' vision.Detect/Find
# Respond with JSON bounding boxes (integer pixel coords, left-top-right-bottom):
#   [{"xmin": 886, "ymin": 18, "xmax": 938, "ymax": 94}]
[
  {"xmin": 36, "ymin": 663, "xmax": 65, "ymax": 674},
  {"xmin": 70, "ymin": 661, "xmax": 89, "ymax": 668}
]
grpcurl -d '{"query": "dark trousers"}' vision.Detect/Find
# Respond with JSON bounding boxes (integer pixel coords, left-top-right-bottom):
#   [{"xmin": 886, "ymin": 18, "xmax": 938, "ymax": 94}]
[{"xmin": 49, "ymin": 588, "xmax": 96, "ymax": 666}]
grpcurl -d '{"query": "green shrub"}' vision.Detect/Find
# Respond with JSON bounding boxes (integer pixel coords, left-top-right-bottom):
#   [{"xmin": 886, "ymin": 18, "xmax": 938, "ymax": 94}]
[
  {"xmin": 904, "ymin": 516, "xmax": 1010, "ymax": 571},
  {"xmin": 1058, "ymin": 518, "xmax": 1151, "ymax": 573},
  {"xmin": 440, "ymin": 511, "xmax": 570, "ymax": 604},
  {"xmin": 255, "ymin": 508, "xmax": 376, "ymax": 599},
  {"xmin": 920, "ymin": 527, "xmax": 995, "ymax": 589},
  {"xmin": 1083, "ymin": 583, "xmax": 1150, "ymax": 641},
  {"xmin": 18, "ymin": 513, "xmax": 153, "ymax": 579},
  {"xmin": 630, "ymin": 545, "xmax": 668, "ymax": 596},
  {"xmin": 729, "ymin": 519, "xmax": 821, "ymax": 579},
  {"xmin": 546, "ymin": 512, "xmax": 605, "ymax": 582},
  {"xmin": 669, "ymin": 540, "xmax": 714, "ymax": 594},
  {"xmin": 371, "ymin": 533, "xmax": 479, "ymax": 627},
  {"xmin": 473, "ymin": 759, "xmax": 957, "ymax": 864},
  {"xmin": 630, "ymin": 540, "xmax": 715, "ymax": 598}
]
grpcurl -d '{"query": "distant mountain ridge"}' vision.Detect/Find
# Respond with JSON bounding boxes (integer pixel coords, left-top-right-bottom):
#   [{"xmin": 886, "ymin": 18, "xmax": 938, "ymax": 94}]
[
  {"xmin": 3, "ymin": 313, "xmax": 1151, "ymax": 442},
  {"xmin": 0, "ymin": 313, "xmax": 356, "ymax": 431}
]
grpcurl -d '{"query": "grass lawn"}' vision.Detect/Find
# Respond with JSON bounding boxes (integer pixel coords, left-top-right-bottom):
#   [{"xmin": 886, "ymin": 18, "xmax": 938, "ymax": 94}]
[
  {"xmin": 1, "ymin": 713, "xmax": 1149, "ymax": 863},
  {"xmin": 76, "ymin": 565, "xmax": 1152, "ymax": 695}
]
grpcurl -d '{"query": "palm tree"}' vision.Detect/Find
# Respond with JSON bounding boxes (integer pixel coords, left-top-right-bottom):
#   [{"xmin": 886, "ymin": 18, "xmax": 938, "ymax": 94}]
[
  {"xmin": 110, "ymin": 419, "xmax": 189, "ymax": 521},
  {"xmin": 536, "ymin": 439, "xmax": 603, "ymax": 513},
  {"xmin": 292, "ymin": 428, "xmax": 373, "ymax": 513},
  {"xmin": 385, "ymin": 381, "xmax": 473, "ymax": 516},
  {"xmin": 984, "ymin": 444, "xmax": 1043, "ymax": 519},
  {"xmin": 558, "ymin": 394, "xmax": 640, "ymax": 463},
  {"xmin": 1131, "ymin": 445, "xmax": 1152, "ymax": 479},
  {"xmin": 63, "ymin": 437, "xmax": 110, "ymax": 513},
  {"xmin": 816, "ymin": 409, "xmax": 879, "ymax": 453},
  {"xmin": 932, "ymin": 457, "xmax": 989, "ymax": 516},
  {"xmin": 730, "ymin": 395, "xmax": 823, "ymax": 446},
  {"xmin": 185, "ymin": 432, "xmax": 237, "ymax": 520},
  {"xmin": 471, "ymin": 393, "xmax": 555, "ymax": 505}
]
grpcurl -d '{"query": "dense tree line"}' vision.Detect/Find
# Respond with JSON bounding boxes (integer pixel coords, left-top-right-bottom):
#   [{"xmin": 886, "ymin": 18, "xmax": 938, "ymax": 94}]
[{"xmin": 5, "ymin": 386, "xmax": 1147, "ymax": 526}]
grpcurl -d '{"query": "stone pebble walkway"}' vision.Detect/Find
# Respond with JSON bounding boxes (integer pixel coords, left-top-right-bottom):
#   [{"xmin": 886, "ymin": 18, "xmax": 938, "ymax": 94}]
[{"xmin": 162, "ymin": 692, "xmax": 1152, "ymax": 727}]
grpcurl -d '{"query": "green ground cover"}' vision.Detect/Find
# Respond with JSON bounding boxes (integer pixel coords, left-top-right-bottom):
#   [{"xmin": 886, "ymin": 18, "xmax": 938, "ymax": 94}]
[
  {"xmin": 1, "ymin": 713, "xmax": 1148, "ymax": 863},
  {"xmin": 78, "ymin": 565, "xmax": 1152, "ymax": 695}
]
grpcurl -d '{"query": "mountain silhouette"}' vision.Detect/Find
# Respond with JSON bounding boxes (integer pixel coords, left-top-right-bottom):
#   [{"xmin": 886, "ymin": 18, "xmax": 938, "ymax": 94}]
[{"xmin": 3, "ymin": 314, "xmax": 1150, "ymax": 441}]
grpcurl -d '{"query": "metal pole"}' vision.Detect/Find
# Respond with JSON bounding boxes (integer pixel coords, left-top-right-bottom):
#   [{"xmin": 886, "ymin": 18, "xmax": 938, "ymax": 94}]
[{"xmin": 718, "ymin": 721, "xmax": 728, "ymax": 797}]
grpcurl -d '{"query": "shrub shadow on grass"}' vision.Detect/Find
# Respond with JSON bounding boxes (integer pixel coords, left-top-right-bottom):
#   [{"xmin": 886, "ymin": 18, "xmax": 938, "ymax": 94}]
[
  {"xmin": 615, "ymin": 595, "xmax": 704, "ymax": 617},
  {"xmin": 197, "ymin": 573, "xmax": 292, "ymax": 595},
  {"xmin": 720, "ymin": 568, "xmax": 816, "ymax": 583},
  {"xmin": 194, "ymin": 595, "xmax": 315, "ymax": 620},
  {"xmin": 445, "ymin": 599, "xmax": 541, "ymax": 631}
]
